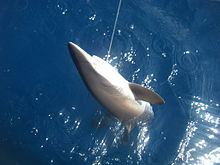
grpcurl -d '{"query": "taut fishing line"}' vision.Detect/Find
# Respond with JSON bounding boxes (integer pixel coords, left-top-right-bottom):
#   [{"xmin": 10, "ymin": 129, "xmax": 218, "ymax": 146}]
[{"xmin": 107, "ymin": 0, "xmax": 122, "ymax": 62}]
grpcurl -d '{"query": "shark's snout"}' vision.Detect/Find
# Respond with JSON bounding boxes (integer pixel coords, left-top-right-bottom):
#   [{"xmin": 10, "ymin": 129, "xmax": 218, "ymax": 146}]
[
  {"xmin": 68, "ymin": 42, "xmax": 94, "ymax": 72},
  {"xmin": 68, "ymin": 42, "xmax": 78, "ymax": 58}
]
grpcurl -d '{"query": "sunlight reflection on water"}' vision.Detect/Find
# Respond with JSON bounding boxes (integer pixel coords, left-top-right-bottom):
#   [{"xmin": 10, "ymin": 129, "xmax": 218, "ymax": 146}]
[
  {"xmin": 173, "ymin": 96, "xmax": 220, "ymax": 164},
  {"xmin": 136, "ymin": 126, "xmax": 150, "ymax": 161}
]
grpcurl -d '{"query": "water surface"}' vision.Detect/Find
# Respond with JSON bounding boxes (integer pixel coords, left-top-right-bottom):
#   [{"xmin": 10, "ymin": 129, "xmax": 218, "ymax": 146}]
[{"xmin": 0, "ymin": 0, "xmax": 220, "ymax": 164}]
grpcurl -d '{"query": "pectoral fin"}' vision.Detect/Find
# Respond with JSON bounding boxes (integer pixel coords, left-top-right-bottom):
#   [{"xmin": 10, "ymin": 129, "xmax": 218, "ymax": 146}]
[{"xmin": 129, "ymin": 83, "xmax": 165, "ymax": 105}]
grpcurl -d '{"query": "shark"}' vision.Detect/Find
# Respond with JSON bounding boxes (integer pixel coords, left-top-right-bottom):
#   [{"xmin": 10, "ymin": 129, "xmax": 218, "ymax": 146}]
[{"xmin": 68, "ymin": 42, "xmax": 165, "ymax": 142}]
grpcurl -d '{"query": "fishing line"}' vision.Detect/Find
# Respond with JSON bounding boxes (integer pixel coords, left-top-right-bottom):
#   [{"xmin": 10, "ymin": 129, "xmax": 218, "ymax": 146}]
[{"xmin": 107, "ymin": 0, "xmax": 122, "ymax": 62}]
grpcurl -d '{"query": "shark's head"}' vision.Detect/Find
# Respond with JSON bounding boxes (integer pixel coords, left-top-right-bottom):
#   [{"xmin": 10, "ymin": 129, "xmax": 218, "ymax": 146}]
[{"xmin": 68, "ymin": 42, "xmax": 93, "ymax": 68}]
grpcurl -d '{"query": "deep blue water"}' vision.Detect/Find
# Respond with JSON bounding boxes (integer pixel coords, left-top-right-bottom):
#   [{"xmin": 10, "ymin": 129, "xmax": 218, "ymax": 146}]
[{"xmin": 1, "ymin": 0, "xmax": 220, "ymax": 164}]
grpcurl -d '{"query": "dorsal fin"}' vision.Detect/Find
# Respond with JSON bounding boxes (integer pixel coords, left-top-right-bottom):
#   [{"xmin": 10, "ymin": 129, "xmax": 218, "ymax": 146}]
[{"xmin": 129, "ymin": 83, "xmax": 165, "ymax": 105}]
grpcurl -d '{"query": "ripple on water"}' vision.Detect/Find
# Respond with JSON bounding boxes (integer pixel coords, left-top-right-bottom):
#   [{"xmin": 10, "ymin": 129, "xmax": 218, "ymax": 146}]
[
  {"xmin": 176, "ymin": 50, "xmax": 200, "ymax": 73},
  {"xmin": 41, "ymin": 17, "xmax": 57, "ymax": 34},
  {"xmin": 151, "ymin": 34, "xmax": 176, "ymax": 83},
  {"xmin": 55, "ymin": 1, "xmax": 68, "ymax": 15},
  {"xmin": 152, "ymin": 34, "xmax": 176, "ymax": 57}
]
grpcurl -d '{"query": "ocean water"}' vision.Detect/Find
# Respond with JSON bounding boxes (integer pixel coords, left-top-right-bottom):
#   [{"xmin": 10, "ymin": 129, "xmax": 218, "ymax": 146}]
[{"xmin": 0, "ymin": 0, "xmax": 220, "ymax": 164}]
